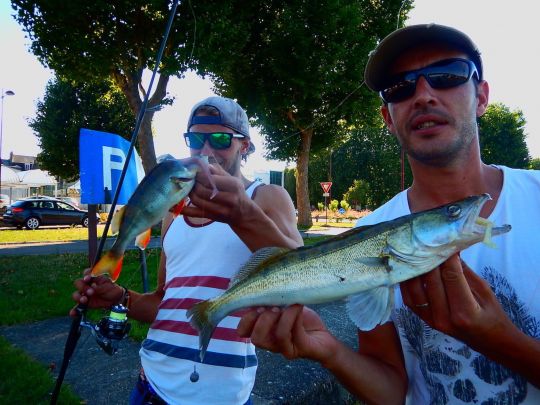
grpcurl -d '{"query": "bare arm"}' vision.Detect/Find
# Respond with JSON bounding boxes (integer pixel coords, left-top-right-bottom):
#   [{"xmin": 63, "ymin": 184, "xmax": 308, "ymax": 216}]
[
  {"xmin": 237, "ymin": 305, "xmax": 407, "ymax": 404},
  {"xmin": 182, "ymin": 165, "xmax": 303, "ymax": 251},
  {"xmin": 401, "ymin": 254, "xmax": 540, "ymax": 388},
  {"xmin": 71, "ymin": 214, "xmax": 172, "ymax": 323}
]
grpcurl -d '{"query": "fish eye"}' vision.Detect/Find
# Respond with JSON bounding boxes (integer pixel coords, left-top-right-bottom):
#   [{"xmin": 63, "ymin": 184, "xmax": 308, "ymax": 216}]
[{"xmin": 446, "ymin": 205, "xmax": 461, "ymax": 218}]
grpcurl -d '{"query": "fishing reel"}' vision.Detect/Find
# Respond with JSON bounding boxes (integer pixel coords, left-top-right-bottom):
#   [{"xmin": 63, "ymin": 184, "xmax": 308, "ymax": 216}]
[{"xmin": 81, "ymin": 304, "xmax": 131, "ymax": 355}]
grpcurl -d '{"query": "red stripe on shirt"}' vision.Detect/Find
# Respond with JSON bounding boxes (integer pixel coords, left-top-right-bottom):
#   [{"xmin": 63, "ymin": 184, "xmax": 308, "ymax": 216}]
[
  {"xmin": 158, "ymin": 298, "xmax": 251, "ymax": 317},
  {"xmin": 165, "ymin": 275, "xmax": 230, "ymax": 290},
  {"xmin": 150, "ymin": 319, "xmax": 250, "ymax": 343}
]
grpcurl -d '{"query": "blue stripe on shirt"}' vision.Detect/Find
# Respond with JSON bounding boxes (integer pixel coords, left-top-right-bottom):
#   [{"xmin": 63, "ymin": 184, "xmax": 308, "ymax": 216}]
[{"xmin": 142, "ymin": 339, "xmax": 258, "ymax": 369}]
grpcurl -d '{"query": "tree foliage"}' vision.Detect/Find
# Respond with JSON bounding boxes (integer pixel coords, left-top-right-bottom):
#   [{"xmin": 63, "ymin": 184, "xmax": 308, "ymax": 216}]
[
  {"xmin": 343, "ymin": 179, "xmax": 370, "ymax": 209},
  {"xmin": 29, "ymin": 77, "xmax": 134, "ymax": 181},
  {"xmin": 530, "ymin": 158, "xmax": 540, "ymax": 170},
  {"xmin": 478, "ymin": 102, "xmax": 530, "ymax": 168},
  {"xmin": 11, "ymin": 0, "xmax": 252, "ymax": 173},
  {"xmin": 203, "ymin": 0, "xmax": 412, "ymax": 225},
  {"xmin": 308, "ymin": 123, "xmax": 410, "ymax": 210}
]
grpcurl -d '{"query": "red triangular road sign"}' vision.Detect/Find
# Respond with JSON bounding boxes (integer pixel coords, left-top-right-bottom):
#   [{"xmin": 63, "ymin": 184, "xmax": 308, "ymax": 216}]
[{"xmin": 320, "ymin": 182, "xmax": 332, "ymax": 193}]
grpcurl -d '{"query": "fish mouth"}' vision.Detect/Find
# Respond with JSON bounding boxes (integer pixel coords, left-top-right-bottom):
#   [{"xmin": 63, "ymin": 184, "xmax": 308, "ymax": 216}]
[
  {"xmin": 462, "ymin": 193, "xmax": 491, "ymax": 235},
  {"xmin": 464, "ymin": 193, "xmax": 511, "ymax": 244}
]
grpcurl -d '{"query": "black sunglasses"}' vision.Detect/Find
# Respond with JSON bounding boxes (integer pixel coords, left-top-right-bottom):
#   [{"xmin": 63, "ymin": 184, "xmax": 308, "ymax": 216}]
[
  {"xmin": 184, "ymin": 132, "xmax": 245, "ymax": 150},
  {"xmin": 380, "ymin": 58, "xmax": 479, "ymax": 104}
]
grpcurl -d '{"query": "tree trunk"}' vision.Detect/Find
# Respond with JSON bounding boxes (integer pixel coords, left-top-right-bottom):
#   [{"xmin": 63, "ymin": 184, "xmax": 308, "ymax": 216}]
[
  {"xmin": 296, "ymin": 128, "xmax": 313, "ymax": 227},
  {"xmin": 138, "ymin": 114, "xmax": 157, "ymax": 174},
  {"xmin": 112, "ymin": 70, "xmax": 170, "ymax": 174}
]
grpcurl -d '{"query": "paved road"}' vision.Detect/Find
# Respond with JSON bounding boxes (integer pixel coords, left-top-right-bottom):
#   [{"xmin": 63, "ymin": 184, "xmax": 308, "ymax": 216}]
[
  {"xmin": 0, "ymin": 227, "xmax": 350, "ymax": 256},
  {"xmin": 0, "ymin": 236, "xmax": 162, "ymax": 256}
]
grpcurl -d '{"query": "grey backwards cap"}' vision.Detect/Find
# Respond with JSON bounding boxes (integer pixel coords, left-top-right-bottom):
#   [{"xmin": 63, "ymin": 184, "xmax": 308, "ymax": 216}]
[
  {"xmin": 364, "ymin": 23, "xmax": 483, "ymax": 92},
  {"xmin": 187, "ymin": 96, "xmax": 255, "ymax": 155}
]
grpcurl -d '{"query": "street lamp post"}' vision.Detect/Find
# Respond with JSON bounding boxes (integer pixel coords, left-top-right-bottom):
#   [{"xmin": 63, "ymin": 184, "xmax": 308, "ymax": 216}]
[{"xmin": 0, "ymin": 89, "xmax": 15, "ymax": 193}]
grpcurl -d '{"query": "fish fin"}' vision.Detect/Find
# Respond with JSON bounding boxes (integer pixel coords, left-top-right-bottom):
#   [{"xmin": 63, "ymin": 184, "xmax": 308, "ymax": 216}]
[
  {"xmin": 110, "ymin": 206, "xmax": 125, "ymax": 235},
  {"xmin": 186, "ymin": 300, "xmax": 216, "ymax": 362},
  {"xmin": 135, "ymin": 229, "xmax": 152, "ymax": 250},
  {"xmin": 229, "ymin": 247, "xmax": 290, "ymax": 288},
  {"xmin": 346, "ymin": 286, "xmax": 394, "ymax": 331},
  {"xmin": 90, "ymin": 251, "xmax": 124, "ymax": 282},
  {"xmin": 169, "ymin": 198, "xmax": 187, "ymax": 216},
  {"xmin": 355, "ymin": 256, "xmax": 385, "ymax": 266}
]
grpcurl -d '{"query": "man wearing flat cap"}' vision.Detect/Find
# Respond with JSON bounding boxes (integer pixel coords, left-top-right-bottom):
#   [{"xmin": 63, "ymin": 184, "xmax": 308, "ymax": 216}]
[{"xmin": 237, "ymin": 24, "xmax": 540, "ymax": 404}]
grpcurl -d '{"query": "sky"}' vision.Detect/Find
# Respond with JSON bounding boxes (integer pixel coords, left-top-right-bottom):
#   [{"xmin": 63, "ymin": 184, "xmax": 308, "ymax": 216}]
[{"xmin": 1, "ymin": 0, "xmax": 539, "ymax": 179}]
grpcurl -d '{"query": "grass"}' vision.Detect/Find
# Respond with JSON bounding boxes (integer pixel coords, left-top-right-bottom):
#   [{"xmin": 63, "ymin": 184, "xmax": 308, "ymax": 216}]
[
  {"xmin": 0, "ymin": 249, "xmax": 161, "ymax": 404},
  {"xmin": 0, "ymin": 249, "xmax": 159, "ymax": 337},
  {"xmin": 0, "ymin": 225, "xmax": 105, "ymax": 244},
  {"xmin": 0, "ymin": 336, "xmax": 81, "ymax": 404}
]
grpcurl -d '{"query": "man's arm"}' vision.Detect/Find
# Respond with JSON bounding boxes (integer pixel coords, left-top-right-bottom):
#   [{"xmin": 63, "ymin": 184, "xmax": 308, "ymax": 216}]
[
  {"xmin": 183, "ymin": 165, "xmax": 303, "ymax": 250},
  {"xmin": 71, "ymin": 214, "xmax": 171, "ymax": 323},
  {"xmin": 237, "ymin": 305, "xmax": 407, "ymax": 404},
  {"xmin": 401, "ymin": 254, "xmax": 540, "ymax": 388}
]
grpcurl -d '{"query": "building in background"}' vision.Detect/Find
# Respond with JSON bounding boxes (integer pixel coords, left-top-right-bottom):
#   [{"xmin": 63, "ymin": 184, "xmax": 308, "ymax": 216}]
[{"xmin": 252, "ymin": 170, "xmax": 284, "ymax": 186}]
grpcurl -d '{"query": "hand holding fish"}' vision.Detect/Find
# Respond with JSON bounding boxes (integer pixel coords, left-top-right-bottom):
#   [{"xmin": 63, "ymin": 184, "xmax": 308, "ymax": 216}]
[
  {"xmin": 237, "ymin": 304, "xmax": 337, "ymax": 362},
  {"xmin": 183, "ymin": 163, "xmax": 302, "ymax": 251},
  {"xmin": 402, "ymin": 254, "xmax": 516, "ymax": 347},
  {"xmin": 401, "ymin": 254, "xmax": 540, "ymax": 388},
  {"xmin": 238, "ymin": 304, "xmax": 409, "ymax": 403},
  {"xmin": 182, "ymin": 164, "xmax": 250, "ymax": 225},
  {"xmin": 70, "ymin": 269, "xmax": 124, "ymax": 316}
]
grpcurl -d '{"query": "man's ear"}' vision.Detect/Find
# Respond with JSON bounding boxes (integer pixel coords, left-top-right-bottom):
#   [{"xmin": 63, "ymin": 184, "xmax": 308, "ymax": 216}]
[
  {"xmin": 241, "ymin": 139, "xmax": 250, "ymax": 154},
  {"xmin": 381, "ymin": 104, "xmax": 397, "ymax": 135},
  {"xmin": 476, "ymin": 80, "xmax": 490, "ymax": 118}
]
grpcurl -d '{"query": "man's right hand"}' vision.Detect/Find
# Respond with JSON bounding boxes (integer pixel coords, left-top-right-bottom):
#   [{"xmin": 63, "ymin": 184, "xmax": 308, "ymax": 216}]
[
  {"xmin": 70, "ymin": 269, "xmax": 124, "ymax": 316},
  {"xmin": 237, "ymin": 304, "xmax": 338, "ymax": 364}
]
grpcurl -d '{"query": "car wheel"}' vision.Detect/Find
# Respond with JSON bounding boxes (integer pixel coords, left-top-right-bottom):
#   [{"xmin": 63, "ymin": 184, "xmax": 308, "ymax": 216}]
[
  {"xmin": 82, "ymin": 216, "xmax": 89, "ymax": 227},
  {"xmin": 25, "ymin": 217, "xmax": 40, "ymax": 230}
]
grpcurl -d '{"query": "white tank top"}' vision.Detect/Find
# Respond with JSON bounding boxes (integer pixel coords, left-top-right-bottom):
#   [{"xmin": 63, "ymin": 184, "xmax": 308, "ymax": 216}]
[{"xmin": 140, "ymin": 180, "xmax": 263, "ymax": 405}]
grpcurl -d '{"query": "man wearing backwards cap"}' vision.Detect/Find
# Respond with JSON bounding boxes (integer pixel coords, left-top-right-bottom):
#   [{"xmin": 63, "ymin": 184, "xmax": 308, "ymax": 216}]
[
  {"xmin": 73, "ymin": 96, "xmax": 303, "ymax": 404},
  {"xmin": 237, "ymin": 25, "xmax": 540, "ymax": 404}
]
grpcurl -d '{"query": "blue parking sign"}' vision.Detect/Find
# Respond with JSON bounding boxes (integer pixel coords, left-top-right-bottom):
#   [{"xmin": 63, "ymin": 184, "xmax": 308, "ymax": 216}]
[{"xmin": 79, "ymin": 128, "xmax": 145, "ymax": 204}]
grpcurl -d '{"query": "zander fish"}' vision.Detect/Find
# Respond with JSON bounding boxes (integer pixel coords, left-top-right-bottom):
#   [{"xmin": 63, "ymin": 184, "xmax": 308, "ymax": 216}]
[
  {"xmin": 91, "ymin": 156, "xmax": 216, "ymax": 282},
  {"xmin": 187, "ymin": 194, "xmax": 511, "ymax": 360}
]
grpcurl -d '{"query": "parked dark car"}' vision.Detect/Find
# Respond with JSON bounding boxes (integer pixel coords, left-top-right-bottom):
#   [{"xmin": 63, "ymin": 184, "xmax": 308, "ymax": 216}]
[{"xmin": 3, "ymin": 198, "xmax": 92, "ymax": 230}]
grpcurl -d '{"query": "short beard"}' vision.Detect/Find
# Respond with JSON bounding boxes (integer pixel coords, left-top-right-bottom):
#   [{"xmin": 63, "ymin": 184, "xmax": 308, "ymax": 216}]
[{"xmin": 402, "ymin": 118, "xmax": 478, "ymax": 167}]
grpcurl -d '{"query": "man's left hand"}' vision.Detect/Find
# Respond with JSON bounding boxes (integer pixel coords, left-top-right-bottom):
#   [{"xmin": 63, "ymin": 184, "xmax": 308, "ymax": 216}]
[{"xmin": 400, "ymin": 254, "xmax": 516, "ymax": 352}]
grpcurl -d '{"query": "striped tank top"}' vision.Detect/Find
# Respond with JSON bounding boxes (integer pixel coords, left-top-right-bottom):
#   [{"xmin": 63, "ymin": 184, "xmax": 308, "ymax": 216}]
[{"xmin": 139, "ymin": 180, "xmax": 262, "ymax": 405}]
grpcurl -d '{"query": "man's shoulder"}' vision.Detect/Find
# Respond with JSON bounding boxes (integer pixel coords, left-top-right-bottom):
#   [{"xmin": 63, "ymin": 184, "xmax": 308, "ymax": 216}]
[
  {"xmin": 499, "ymin": 165, "xmax": 540, "ymax": 191},
  {"xmin": 252, "ymin": 182, "xmax": 293, "ymax": 205},
  {"xmin": 499, "ymin": 165, "xmax": 540, "ymax": 177}
]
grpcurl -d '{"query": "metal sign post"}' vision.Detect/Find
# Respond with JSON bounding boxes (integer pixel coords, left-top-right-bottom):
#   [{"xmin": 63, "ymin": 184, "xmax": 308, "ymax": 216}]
[{"xmin": 320, "ymin": 182, "xmax": 332, "ymax": 225}]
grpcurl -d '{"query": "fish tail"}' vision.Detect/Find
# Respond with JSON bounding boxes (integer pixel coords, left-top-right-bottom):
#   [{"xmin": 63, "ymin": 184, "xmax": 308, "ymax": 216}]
[
  {"xmin": 187, "ymin": 300, "xmax": 217, "ymax": 362},
  {"xmin": 90, "ymin": 251, "xmax": 124, "ymax": 282}
]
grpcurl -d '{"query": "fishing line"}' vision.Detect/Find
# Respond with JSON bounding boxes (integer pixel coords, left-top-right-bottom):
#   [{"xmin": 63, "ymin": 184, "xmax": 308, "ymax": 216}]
[{"xmin": 50, "ymin": 2, "xmax": 180, "ymax": 403}]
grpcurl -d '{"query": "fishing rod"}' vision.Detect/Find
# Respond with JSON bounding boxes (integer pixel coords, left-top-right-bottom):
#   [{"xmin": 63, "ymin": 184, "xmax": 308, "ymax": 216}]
[{"xmin": 50, "ymin": 1, "xmax": 180, "ymax": 403}]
